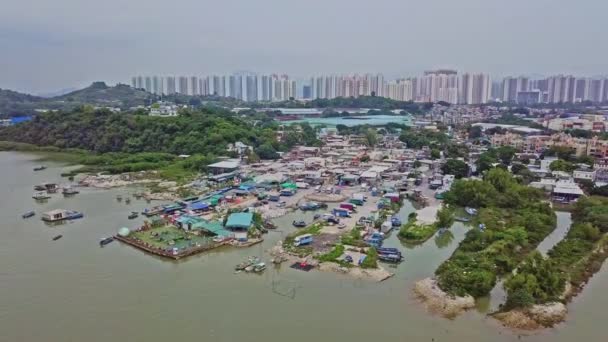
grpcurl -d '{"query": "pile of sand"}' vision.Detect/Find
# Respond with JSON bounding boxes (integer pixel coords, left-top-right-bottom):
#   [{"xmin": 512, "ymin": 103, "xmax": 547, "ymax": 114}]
[
  {"xmin": 305, "ymin": 193, "xmax": 347, "ymax": 203},
  {"xmin": 413, "ymin": 278, "xmax": 476, "ymax": 318}
]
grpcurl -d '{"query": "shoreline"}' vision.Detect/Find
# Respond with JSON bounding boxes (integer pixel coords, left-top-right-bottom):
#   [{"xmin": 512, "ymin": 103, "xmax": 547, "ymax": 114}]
[{"xmin": 412, "ymin": 278, "xmax": 475, "ymax": 318}]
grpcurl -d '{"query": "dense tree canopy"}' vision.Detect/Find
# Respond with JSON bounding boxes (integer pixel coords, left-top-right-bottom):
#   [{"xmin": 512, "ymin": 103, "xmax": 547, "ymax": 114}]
[
  {"xmin": 441, "ymin": 159, "xmax": 469, "ymax": 179},
  {"xmin": 0, "ymin": 107, "xmax": 305, "ymax": 158},
  {"xmin": 437, "ymin": 169, "xmax": 556, "ymax": 297}
]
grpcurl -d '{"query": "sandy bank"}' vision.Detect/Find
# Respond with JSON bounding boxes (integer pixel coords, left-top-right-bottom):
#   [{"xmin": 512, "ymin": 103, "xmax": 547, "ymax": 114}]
[
  {"xmin": 413, "ymin": 278, "xmax": 475, "ymax": 318},
  {"xmin": 318, "ymin": 262, "xmax": 394, "ymax": 282},
  {"xmin": 268, "ymin": 244, "xmax": 393, "ymax": 282},
  {"xmin": 493, "ymin": 302, "xmax": 567, "ymax": 330}
]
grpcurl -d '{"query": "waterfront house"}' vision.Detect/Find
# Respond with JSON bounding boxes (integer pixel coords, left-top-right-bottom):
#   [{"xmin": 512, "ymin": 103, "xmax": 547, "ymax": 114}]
[{"xmin": 225, "ymin": 212, "xmax": 254, "ymax": 241}]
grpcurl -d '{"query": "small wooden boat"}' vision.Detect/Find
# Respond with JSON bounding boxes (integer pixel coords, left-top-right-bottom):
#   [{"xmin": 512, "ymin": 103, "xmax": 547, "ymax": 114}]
[
  {"xmin": 455, "ymin": 216, "xmax": 470, "ymax": 222},
  {"xmin": 253, "ymin": 262, "xmax": 267, "ymax": 273},
  {"xmin": 99, "ymin": 237, "xmax": 114, "ymax": 246},
  {"xmin": 33, "ymin": 192, "xmax": 51, "ymax": 200},
  {"xmin": 52, "ymin": 235, "xmax": 63, "ymax": 241},
  {"xmin": 116, "ymin": 195, "xmax": 123, "ymax": 202},
  {"xmin": 263, "ymin": 220, "xmax": 277, "ymax": 230},
  {"xmin": 33, "ymin": 165, "xmax": 47, "ymax": 171},
  {"xmin": 62, "ymin": 187, "xmax": 79, "ymax": 195},
  {"xmin": 34, "ymin": 185, "xmax": 47, "ymax": 191},
  {"xmin": 22, "ymin": 211, "xmax": 35, "ymax": 219},
  {"xmin": 125, "ymin": 198, "xmax": 131, "ymax": 204},
  {"xmin": 128, "ymin": 212, "xmax": 139, "ymax": 219}
]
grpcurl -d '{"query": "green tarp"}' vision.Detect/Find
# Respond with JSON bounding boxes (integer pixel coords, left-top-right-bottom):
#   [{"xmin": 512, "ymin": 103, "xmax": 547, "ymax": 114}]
[{"xmin": 281, "ymin": 182, "xmax": 297, "ymax": 189}]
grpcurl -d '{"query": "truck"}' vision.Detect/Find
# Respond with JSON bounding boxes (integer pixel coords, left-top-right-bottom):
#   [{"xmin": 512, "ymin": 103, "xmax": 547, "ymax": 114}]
[
  {"xmin": 293, "ymin": 234, "xmax": 313, "ymax": 247},
  {"xmin": 332, "ymin": 208, "xmax": 351, "ymax": 218},
  {"xmin": 339, "ymin": 202, "xmax": 356, "ymax": 212}
]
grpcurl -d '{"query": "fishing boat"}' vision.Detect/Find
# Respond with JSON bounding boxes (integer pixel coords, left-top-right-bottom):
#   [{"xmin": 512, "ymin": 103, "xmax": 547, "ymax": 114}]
[
  {"xmin": 235, "ymin": 257, "xmax": 259, "ymax": 271},
  {"xmin": 378, "ymin": 253, "xmax": 403, "ymax": 263},
  {"xmin": 42, "ymin": 209, "xmax": 84, "ymax": 222},
  {"xmin": 116, "ymin": 195, "xmax": 123, "ymax": 202},
  {"xmin": 52, "ymin": 235, "xmax": 63, "ymax": 241},
  {"xmin": 33, "ymin": 165, "xmax": 47, "ymax": 171},
  {"xmin": 125, "ymin": 198, "xmax": 131, "ymax": 204},
  {"xmin": 34, "ymin": 184, "xmax": 47, "ymax": 191},
  {"xmin": 22, "ymin": 211, "xmax": 35, "ymax": 219},
  {"xmin": 455, "ymin": 216, "xmax": 470, "ymax": 222},
  {"xmin": 62, "ymin": 187, "xmax": 79, "ymax": 195},
  {"xmin": 292, "ymin": 220, "xmax": 306, "ymax": 228},
  {"xmin": 128, "ymin": 212, "xmax": 139, "ymax": 219},
  {"xmin": 253, "ymin": 262, "xmax": 267, "ymax": 273},
  {"xmin": 99, "ymin": 237, "xmax": 114, "ymax": 246},
  {"xmin": 32, "ymin": 192, "xmax": 51, "ymax": 200}
]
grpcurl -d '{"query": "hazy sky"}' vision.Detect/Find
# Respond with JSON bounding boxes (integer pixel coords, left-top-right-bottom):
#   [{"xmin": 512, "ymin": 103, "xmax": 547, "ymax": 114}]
[{"xmin": 1, "ymin": 0, "xmax": 607, "ymax": 93}]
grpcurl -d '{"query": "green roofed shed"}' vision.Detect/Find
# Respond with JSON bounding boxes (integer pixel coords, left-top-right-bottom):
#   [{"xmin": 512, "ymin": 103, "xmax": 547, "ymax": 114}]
[
  {"xmin": 225, "ymin": 212, "xmax": 254, "ymax": 230},
  {"xmin": 281, "ymin": 182, "xmax": 297, "ymax": 189}
]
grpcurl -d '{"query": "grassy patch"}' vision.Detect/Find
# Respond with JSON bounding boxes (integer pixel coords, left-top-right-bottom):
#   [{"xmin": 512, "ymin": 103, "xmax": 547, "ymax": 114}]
[
  {"xmin": 316, "ymin": 244, "xmax": 345, "ymax": 263},
  {"xmin": 360, "ymin": 247, "xmax": 378, "ymax": 269},
  {"xmin": 398, "ymin": 220, "xmax": 438, "ymax": 243}
]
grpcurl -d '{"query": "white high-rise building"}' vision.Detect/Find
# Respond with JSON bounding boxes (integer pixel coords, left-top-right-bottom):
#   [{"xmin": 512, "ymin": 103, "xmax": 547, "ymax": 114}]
[
  {"xmin": 190, "ymin": 76, "xmax": 199, "ymax": 95},
  {"xmin": 460, "ymin": 73, "xmax": 490, "ymax": 104}
]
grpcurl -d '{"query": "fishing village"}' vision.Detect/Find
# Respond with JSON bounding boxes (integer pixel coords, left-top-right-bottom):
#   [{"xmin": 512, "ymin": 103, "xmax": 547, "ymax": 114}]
[{"xmin": 10, "ymin": 103, "xmax": 608, "ymax": 335}]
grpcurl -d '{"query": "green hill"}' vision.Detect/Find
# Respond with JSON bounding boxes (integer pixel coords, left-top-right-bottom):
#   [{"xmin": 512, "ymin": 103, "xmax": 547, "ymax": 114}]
[{"xmin": 0, "ymin": 82, "xmax": 156, "ymax": 117}]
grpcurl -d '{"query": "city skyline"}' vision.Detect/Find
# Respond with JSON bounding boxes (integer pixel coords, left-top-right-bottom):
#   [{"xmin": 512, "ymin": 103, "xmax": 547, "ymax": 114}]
[{"xmin": 130, "ymin": 71, "xmax": 608, "ymax": 105}]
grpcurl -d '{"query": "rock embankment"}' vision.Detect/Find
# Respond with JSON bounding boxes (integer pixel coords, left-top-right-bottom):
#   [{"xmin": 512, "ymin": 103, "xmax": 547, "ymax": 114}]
[
  {"xmin": 413, "ymin": 278, "xmax": 475, "ymax": 318},
  {"xmin": 493, "ymin": 302, "xmax": 567, "ymax": 330}
]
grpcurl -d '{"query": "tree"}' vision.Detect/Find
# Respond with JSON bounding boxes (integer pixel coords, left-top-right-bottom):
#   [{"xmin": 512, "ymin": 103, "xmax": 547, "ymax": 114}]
[
  {"xmin": 255, "ymin": 144, "xmax": 279, "ymax": 160},
  {"xmin": 496, "ymin": 146, "xmax": 517, "ymax": 165},
  {"xmin": 476, "ymin": 151, "xmax": 498, "ymax": 173},
  {"xmin": 413, "ymin": 160, "xmax": 422, "ymax": 168},
  {"xmin": 365, "ymin": 129, "xmax": 378, "ymax": 147},
  {"xmin": 441, "ymin": 159, "xmax": 469, "ymax": 179},
  {"xmin": 468, "ymin": 126, "xmax": 483, "ymax": 139},
  {"xmin": 430, "ymin": 148, "xmax": 441, "ymax": 160},
  {"xmin": 549, "ymin": 159, "xmax": 576, "ymax": 173},
  {"xmin": 436, "ymin": 205, "xmax": 455, "ymax": 228},
  {"xmin": 484, "ymin": 168, "xmax": 517, "ymax": 193}
]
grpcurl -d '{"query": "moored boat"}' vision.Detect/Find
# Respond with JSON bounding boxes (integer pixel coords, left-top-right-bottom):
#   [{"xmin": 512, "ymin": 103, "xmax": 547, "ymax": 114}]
[
  {"xmin": 62, "ymin": 186, "xmax": 79, "ymax": 195},
  {"xmin": 253, "ymin": 262, "xmax": 266, "ymax": 273},
  {"xmin": 32, "ymin": 192, "xmax": 51, "ymax": 200},
  {"xmin": 52, "ymin": 235, "xmax": 63, "ymax": 241},
  {"xmin": 33, "ymin": 165, "xmax": 47, "ymax": 171},
  {"xmin": 99, "ymin": 237, "xmax": 114, "ymax": 246},
  {"xmin": 22, "ymin": 211, "xmax": 35, "ymax": 219},
  {"xmin": 42, "ymin": 209, "xmax": 84, "ymax": 222},
  {"xmin": 128, "ymin": 212, "xmax": 139, "ymax": 219},
  {"xmin": 378, "ymin": 253, "xmax": 403, "ymax": 263}
]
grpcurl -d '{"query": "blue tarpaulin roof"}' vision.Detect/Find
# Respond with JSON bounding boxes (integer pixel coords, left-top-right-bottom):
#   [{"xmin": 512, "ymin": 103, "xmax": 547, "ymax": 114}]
[
  {"xmin": 190, "ymin": 202, "xmax": 209, "ymax": 210},
  {"xmin": 10, "ymin": 116, "xmax": 32, "ymax": 124}
]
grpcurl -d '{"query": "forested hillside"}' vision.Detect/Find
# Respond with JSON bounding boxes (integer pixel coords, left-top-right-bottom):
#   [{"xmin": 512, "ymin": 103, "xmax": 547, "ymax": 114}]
[{"xmin": 0, "ymin": 106, "xmax": 321, "ymax": 159}]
